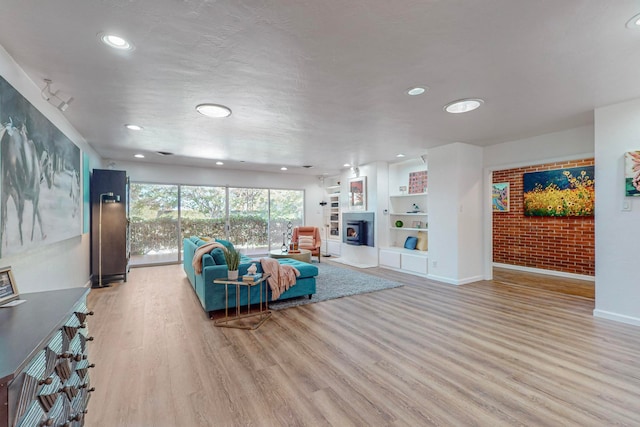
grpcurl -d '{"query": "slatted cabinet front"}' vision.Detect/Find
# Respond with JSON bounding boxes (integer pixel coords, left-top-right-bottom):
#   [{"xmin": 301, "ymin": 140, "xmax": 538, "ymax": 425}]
[{"xmin": 10, "ymin": 299, "xmax": 94, "ymax": 427}]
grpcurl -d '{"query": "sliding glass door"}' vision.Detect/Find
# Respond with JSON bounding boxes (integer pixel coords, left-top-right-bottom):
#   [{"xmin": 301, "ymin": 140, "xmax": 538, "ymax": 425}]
[
  {"xmin": 129, "ymin": 183, "xmax": 180, "ymax": 266},
  {"xmin": 180, "ymin": 185, "xmax": 227, "ymax": 243},
  {"xmin": 129, "ymin": 183, "xmax": 305, "ymax": 265},
  {"xmin": 228, "ymin": 187, "xmax": 269, "ymax": 256},
  {"xmin": 269, "ymin": 189, "xmax": 304, "ymax": 251}
]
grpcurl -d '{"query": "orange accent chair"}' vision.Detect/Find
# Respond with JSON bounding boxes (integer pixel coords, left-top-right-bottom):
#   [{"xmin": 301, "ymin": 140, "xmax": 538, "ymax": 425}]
[{"xmin": 291, "ymin": 226, "xmax": 322, "ymax": 263}]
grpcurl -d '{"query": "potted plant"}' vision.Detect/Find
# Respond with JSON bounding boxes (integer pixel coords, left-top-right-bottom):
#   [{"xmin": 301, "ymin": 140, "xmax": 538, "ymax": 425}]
[{"xmin": 224, "ymin": 247, "xmax": 241, "ymax": 280}]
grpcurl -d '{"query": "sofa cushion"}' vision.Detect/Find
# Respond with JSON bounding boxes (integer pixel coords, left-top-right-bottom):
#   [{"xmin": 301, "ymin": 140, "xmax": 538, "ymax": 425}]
[
  {"xmin": 404, "ymin": 236, "xmax": 418, "ymax": 250},
  {"xmin": 276, "ymin": 258, "xmax": 318, "ymax": 278},
  {"xmin": 298, "ymin": 235, "xmax": 314, "ymax": 248},
  {"xmin": 210, "ymin": 248, "xmax": 226, "ymax": 265},
  {"xmin": 416, "ymin": 231, "xmax": 428, "ymax": 251},
  {"xmin": 215, "ymin": 238, "xmax": 235, "ymax": 252}
]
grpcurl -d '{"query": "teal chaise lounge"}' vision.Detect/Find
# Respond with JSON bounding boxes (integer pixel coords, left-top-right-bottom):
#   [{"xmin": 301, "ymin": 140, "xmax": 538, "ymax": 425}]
[{"xmin": 183, "ymin": 237, "xmax": 317, "ymax": 317}]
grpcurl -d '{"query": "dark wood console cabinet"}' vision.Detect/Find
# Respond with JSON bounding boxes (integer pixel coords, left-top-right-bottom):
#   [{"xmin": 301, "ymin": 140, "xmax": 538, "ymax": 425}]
[
  {"xmin": 90, "ymin": 169, "xmax": 129, "ymax": 286},
  {"xmin": 0, "ymin": 288, "xmax": 93, "ymax": 427}
]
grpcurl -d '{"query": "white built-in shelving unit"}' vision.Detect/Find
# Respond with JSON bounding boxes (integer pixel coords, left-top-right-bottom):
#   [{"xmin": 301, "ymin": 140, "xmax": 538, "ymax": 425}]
[
  {"xmin": 324, "ymin": 183, "xmax": 342, "ymax": 256},
  {"xmin": 379, "ymin": 160, "xmax": 429, "ymax": 277}
]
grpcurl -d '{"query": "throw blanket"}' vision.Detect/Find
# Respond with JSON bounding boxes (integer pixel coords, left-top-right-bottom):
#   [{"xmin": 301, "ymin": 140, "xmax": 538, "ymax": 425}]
[
  {"xmin": 192, "ymin": 241, "xmax": 227, "ymax": 274},
  {"xmin": 260, "ymin": 257, "xmax": 300, "ymax": 300}
]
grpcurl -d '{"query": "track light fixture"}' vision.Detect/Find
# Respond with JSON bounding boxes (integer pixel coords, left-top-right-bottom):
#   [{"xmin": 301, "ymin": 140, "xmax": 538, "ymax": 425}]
[{"xmin": 41, "ymin": 79, "xmax": 74, "ymax": 112}]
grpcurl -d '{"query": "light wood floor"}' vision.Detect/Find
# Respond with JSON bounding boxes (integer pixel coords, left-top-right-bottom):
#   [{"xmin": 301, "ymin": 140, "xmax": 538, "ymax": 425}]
[{"xmin": 85, "ymin": 263, "xmax": 639, "ymax": 426}]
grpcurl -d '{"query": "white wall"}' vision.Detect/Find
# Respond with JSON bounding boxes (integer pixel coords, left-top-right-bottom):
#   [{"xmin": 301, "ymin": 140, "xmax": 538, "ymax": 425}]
[
  {"xmin": 0, "ymin": 44, "xmax": 101, "ymax": 293},
  {"xmin": 593, "ymin": 99, "xmax": 640, "ymax": 326},
  {"xmin": 428, "ymin": 143, "xmax": 483, "ymax": 285},
  {"xmin": 483, "ymin": 125, "xmax": 594, "ymax": 168},
  {"xmin": 113, "ymin": 160, "xmax": 325, "ymax": 228}
]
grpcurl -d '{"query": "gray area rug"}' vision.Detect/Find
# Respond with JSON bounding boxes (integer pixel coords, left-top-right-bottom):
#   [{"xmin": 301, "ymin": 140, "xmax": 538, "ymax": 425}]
[{"xmin": 270, "ymin": 262, "xmax": 404, "ymax": 310}]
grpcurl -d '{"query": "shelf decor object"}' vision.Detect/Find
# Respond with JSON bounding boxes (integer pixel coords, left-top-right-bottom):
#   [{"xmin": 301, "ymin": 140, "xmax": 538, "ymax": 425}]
[
  {"xmin": 349, "ymin": 177, "xmax": 367, "ymax": 210},
  {"xmin": 395, "ymin": 220, "xmax": 403, "ymax": 228},
  {"xmin": 0, "ymin": 266, "xmax": 19, "ymax": 306}
]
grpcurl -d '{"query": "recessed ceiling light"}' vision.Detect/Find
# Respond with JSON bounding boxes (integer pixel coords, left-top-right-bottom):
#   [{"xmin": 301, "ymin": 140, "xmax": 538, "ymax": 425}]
[
  {"xmin": 396, "ymin": 154, "xmax": 405, "ymax": 158},
  {"xmin": 216, "ymin": 161, "xmax": 224, "ymax": 165},
  {"xmin": 196, "ymin": 103, "xmax": 232, "ymax": 118},
  {"xmin": 626, "ymin": 13, "xmax": 640, "ymax": 28},
  {"xmin": 343, "ymin": 163, "xmax": 351, "ymax": 167},
  {"xmin": 99, "ymin": 33, "xmax": 134, "ymax": 50},
  {"xmin": 444, "ymin": 98, "xmax": 484, "ymax": 114},
  {"xmin": 125, "ymin": 124, "xmax": 143, "ymax": 131},
  {"xmin": 281, "ymin": 167, "xmax": 288, "ymax": 171},
  {"xmin": 407, "ymin": 86, "xmax": 427, "ymax": 96},
  {"xmin": 134, "ymin": 154, "xmax": 145, "ymax": 158}
]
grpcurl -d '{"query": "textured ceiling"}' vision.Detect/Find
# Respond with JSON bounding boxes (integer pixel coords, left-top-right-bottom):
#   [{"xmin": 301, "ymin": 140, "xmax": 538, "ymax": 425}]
[{"xmin": 1, "ymin": 1, "xmax": 639, "ymax": 175}]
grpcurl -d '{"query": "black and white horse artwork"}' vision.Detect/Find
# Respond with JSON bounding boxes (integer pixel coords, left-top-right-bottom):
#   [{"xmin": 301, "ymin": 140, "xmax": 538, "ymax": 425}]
[
  {"xmin": 1, "ymin": 120, "xmax": 50, "ymax": 248},
  {"xmin": 0, "ymin": 75, "xmax": 81, "ymax": 258}
]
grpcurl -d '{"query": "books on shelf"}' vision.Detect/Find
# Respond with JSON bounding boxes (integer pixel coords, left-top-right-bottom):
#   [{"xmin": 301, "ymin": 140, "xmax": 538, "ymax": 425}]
[{"xmin": 242, "ymin": 273, "xmax": 262, "ymax": 282}]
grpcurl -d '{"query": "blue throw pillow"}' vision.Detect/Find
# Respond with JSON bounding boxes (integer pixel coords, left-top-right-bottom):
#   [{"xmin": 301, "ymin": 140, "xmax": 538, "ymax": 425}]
[
  {"xmin": 215, "ymin": 239, "xmax": 235, "ymax": 252},
  {"xmin": 210, "ymin": 248, "xmax": 227, "ymax": 265},
  {"xmin": 404, "ymin": 236, "xmax": 418, "ymax": 250}
]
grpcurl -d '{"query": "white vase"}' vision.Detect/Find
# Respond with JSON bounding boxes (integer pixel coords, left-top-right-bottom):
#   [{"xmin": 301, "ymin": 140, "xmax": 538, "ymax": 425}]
[{"xmin": 227, "ymin": 270, "xmax": 239, "ymax": 280}]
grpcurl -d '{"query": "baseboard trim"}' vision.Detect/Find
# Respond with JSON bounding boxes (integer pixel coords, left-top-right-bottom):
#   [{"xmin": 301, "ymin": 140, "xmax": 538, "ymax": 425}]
[
  {"xmin": 330, "ymin": 257, "xmax": 377, "ymax": 269},
  {"xmin": 593, "ymin": 309, "xmax": 640, "ymax": 327},
  {"xmin": 493, "ymin": 263, "xmax": 594, "ymax": 282},
  {"xmin": 427, "ymin": 274, "xmax": 484, "ymax": 286}
]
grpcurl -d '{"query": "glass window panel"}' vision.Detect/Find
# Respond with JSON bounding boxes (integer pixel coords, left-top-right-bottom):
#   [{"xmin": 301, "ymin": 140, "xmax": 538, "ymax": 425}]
[
  {"xmin": 180, "ymin": 185, "xmax": 227, "ymax": 243},
  {"xmin": 269, "ymin": 189, "xmax": 304, "ymax": 251},
  {"xmin": 129, "ymin": 183, "xmax": 179, "ymax": 265},
  {"xmin": 228, "ymin": 188, "xmax": 269, "ymax": 256}
]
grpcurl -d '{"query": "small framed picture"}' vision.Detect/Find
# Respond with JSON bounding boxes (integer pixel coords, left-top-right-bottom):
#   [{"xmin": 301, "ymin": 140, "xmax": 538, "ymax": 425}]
[
  {"xmin": 412, "ymin": 220, "xmax": 422, "ymax": 228},
  {"xmin": 349, "ymin": 177, "xmax": 367, "ymax": 210},
  {"xmin": 492, "ymin": 182, "xmax": 510, "ymax": 212},
  {"xmin": 0, "ymin": 266, "xmax": 19, "ymax": 306}
]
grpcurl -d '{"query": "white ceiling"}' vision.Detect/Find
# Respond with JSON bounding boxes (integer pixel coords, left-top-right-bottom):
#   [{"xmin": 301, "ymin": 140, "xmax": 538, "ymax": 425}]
[{"xmin": 1, "ymin": 1, "xmax": 640, "ymax": 176}]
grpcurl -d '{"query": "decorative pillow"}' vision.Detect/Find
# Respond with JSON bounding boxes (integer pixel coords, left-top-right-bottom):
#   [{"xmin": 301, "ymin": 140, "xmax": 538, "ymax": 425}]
[
  {"xmin": 404, "ymin": 236, "xmax": 418, "ymax": 250},
  {"xmin": 298, "ymin": 235, "xmax": 314, "ymax": 249},
  {"xmin": 215, "ymin": 239, "xmax": 235, "ymax": 252},
  {"xmin": 416, "ymin": 231, "xmax": 428, "ymax": 251},
  {"xmin": 210, "ymin": 248, "xmax": 226, "ymax": 265}
]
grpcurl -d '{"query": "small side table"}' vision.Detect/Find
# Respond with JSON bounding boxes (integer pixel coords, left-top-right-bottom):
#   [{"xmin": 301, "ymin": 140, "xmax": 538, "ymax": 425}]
[{"xmin": 212, "ymin": 273, "xmax": 272, "ymax": 329}]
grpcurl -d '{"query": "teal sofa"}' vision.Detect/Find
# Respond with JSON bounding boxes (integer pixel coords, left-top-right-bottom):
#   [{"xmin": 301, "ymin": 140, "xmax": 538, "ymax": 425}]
[{"xmin": 183, "ymin": 237, "xmax": 317, "ymax": 317}]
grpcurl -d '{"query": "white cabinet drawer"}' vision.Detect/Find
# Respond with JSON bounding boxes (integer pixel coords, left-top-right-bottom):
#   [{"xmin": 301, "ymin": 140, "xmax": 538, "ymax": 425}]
[
  {"xmin": 402, "ymin": 252, "xmax": 428, "ymax": 275},
  {"xmin": 379, "ymin": 250, "xmax": 401, "ymax": 268}
]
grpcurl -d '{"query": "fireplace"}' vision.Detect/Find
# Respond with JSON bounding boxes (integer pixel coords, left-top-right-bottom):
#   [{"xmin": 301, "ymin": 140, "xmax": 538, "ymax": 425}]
[
  {"xmin": 342, "ymin": 212, "xmax": 374, "ymax": 247},
  {"xmin": 346, "ymin": 220, "xmax": 367, "ymax": 246}
]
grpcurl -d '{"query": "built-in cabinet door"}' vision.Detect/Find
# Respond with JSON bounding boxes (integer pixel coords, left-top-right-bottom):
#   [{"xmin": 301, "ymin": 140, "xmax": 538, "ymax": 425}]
[
  {"xmin": 402, "ymin": 252, "xmax": 428, "ymax": 275},
  {"xmin": 379, "ymin": 250, "xmax": 401, "ymax": 269}
]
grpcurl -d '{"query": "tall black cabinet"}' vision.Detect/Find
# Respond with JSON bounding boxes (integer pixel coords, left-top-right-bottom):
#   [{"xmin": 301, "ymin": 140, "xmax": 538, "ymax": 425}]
[{"xmin": 90, "ymin": 169, "xmax": 129, "ymax": 286}]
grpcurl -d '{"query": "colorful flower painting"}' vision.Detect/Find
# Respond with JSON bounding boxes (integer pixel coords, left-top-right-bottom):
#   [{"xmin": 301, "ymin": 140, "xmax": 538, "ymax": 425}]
[
  {"xmin": 492, "ymin": 182, "xmax": 510, "ymax": 212},
  {"xmin": 624, "ymin": 151, "xmax": 640, "ymax": 197},
  {"xmin": 523, "ymin": 166, "xmax": 594, "ymax": 216}
]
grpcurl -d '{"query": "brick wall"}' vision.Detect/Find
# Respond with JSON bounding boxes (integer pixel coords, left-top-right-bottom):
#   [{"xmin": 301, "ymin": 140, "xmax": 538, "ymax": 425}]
[{"xmin": 492, "ymin": 158, "xmax": 595, "ymax": 276}]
